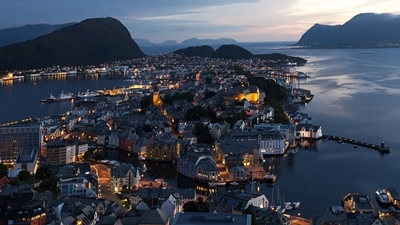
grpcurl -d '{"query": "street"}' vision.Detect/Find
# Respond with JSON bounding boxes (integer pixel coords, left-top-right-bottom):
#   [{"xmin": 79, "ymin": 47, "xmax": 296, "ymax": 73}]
[{"xmin": 90, "ymin": 162, "xmax": 122, "ymax": 205}]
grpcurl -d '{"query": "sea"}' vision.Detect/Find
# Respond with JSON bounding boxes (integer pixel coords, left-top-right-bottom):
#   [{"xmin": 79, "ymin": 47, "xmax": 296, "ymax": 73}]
[{"xmin": 2, "ymin": 42, "xmax": 400, "ymax": 218}]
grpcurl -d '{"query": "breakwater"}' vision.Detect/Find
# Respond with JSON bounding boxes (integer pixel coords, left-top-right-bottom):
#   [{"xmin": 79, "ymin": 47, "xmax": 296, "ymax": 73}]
[{"xmin": 322, "ymin": 135, "xmax": 390, "ymax": 153}]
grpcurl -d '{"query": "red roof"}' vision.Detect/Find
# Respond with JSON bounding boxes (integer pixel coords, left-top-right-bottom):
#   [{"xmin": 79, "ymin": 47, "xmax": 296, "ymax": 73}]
[{"xmin": 0, "ymin": 176, "xmax": 9, "ymax": 186}]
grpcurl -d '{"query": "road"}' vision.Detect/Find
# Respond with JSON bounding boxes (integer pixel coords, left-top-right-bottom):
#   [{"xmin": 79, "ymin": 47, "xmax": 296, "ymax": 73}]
[{"xmin": 90, "ymin": 162, "xmax": 122, "ymax": 205}]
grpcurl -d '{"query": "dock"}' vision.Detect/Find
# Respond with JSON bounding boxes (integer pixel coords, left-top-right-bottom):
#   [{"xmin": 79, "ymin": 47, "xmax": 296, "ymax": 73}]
[{"xmin": 323, "ymin": 135, "xmax": 390, "ymax": 153}]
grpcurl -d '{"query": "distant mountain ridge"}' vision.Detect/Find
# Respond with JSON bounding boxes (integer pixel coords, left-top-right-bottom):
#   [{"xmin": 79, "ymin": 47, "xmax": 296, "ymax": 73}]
[
  {"xmin": 0, "ymin": 17, "xmax": 145, "ymax": 71},
  {"xmin": 134, "ymin": 37, "xmax": 238, "ymax": 47},
  {"xmin": 173, "ymin": 44, "xmax": 307, "ymax": 64},
  {"xmin": 296, "ymin": 13, "xmax": 400, "ymax": 48},
  {"xmin": 0, "ymin": 23, "xmax": 77, "ymax": 47}
]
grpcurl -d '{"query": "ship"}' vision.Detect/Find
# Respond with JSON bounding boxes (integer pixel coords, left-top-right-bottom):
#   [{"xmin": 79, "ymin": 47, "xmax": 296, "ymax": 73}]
[
  {"xmin": 76, "ymin": 89, "xmax": 97, "ymax": 98},
  {"xmin": 265, "ymin": 173, "xmax": 277, "ymax": 183},
  {"xmin": 44, "ymin": 91, "xmax": 74, "ymax": 102},
  {"xmin": 66, "ymin": 70, "xmax": 78, "ymax": 76},
  {"xmin": 375, "ymin": 189, "xmax": 391, "ymax": 205}
]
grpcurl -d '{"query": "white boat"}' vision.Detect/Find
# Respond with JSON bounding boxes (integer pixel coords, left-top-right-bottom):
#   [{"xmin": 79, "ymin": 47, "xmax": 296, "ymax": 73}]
[
  {"xmin": 285, "ymin": 202, "xmax": 293, "ymax": 210},
  {"xmin": 66, "ymin": 70, "xmax": 77, "ymax": 76},
  {"xmin": 265, "ymin": 173, "xmax": 277, "ymax": 182},
  {"xmin": 375, "ymin": 189, "xmax": 390, "ymax": 204},
  {"xmin": 77, "ymin": 89, "xmax": 97, "ymax": 98},
  {"xmin": 231, "ymin": 181, "xmax": 239, "ymax": 186},
  {"xmin": 45, "ymin": 91, "xmax": 74, "ymax": 102},
  {"xmin": 292, "ymin": 202, "xmax": 300, "ymax": 208}
]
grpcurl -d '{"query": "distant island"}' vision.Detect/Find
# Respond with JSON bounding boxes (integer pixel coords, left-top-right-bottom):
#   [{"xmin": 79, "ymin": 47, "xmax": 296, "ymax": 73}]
[
  {"xmin": 173, "ymin": 44, "xmax": 307, "ymax": 64},
  {"xmin": 0, "ymin": 22, "xmax": 77, "ymax": 47},
  {"xmin": 134, "ymin": 37, "xmax": 238, "ymax": 47},
  {"xmin": 296, "ymin": 13, "xmax": 400, "ymax": 48},
  {"xmin": 0, "ymin": 17, "xmax": 145, "ymax": 71}
]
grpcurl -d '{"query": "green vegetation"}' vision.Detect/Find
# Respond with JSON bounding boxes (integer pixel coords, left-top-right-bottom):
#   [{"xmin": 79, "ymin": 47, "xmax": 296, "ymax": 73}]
[
  {"xmin": 0, "ymin": 163, "xmax": 8, "ymax": 178},
  {"xmin": 140, "ymin": 95, "xmax": 152, "ymax": 111},
  {"xmin": 183, "ymin": 197, "xmax": 209, "ymax": 212},
  {"xmin": 0, "ymin": 17, "xmax": 145, "ymax": 71},
  {"xmin": 243, "ymin": 207, "xmax": 259, "ymax": 225},
  {"xmin": 162, "ymin": 92, "xmax": 194, "ymax": 104},
  {"xmin": 194, "ymin": 123, "xmax": 214, "ymax": 145},
  {"xmin": 185, "ymin": 105, "xmax": 209, "ymax": 121},
  {"xmin": 34, "ymin": 166, "xmax": 59, "ymax": 196}
]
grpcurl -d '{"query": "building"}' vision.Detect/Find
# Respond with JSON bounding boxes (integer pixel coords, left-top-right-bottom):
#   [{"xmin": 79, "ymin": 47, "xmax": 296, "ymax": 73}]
[
  {"xmin": 46, "ymin": 141, "xmax": 76, "ymax": 165},
  {"xmin": 57, "ymin": 177, "xmax": 97, "ymax": 197},
  {"xmin": 110, "ymin": 163, "xmax": 140, "ymax": 193},
  {"xmin": 0, "ymin": 188, "xmax": 46, "ymax": 225},
  {"xmin": 172, "ymin": 212, "xmax": 251, "ymax": 225},
  {"xmin": 13, "ymin": 148, "xmax": 39, "ymax": 174},
  {"xmin": 295, "ymin": 124, "xmax": 323, "ymax": 140},
  {"xmin": 216, "ymin": 140, "xmax": 261, "ymax": 166},
  {"xmin": 146, "ymin": 139, "xmax": 190, "ymax": 162},
  {"xmin": 0, "ymin": 124, "xmax": 42, "ymax": 163},
  {"xmin": 228, "ymin": 129, "xmax": 286, "ymax": 156},
  {"xmin": 208, "ymin": 190, "xmax": 269, "ymax": 213}
]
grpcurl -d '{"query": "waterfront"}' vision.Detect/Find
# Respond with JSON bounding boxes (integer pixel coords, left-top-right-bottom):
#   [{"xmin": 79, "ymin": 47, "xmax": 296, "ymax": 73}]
[{"xmin": 1, "ymin": 43, "xmax": 400, "ymax": 218}]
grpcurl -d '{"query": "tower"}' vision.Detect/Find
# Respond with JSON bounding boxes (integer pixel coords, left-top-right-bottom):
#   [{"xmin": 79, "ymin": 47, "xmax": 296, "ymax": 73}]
[{"xmin": 152, "ymin": 86, "xmax": 163, "ymax": 106}]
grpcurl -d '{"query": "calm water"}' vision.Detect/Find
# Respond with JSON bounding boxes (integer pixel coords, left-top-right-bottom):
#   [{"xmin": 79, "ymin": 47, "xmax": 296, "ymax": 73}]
[{"xmin": 2, "ymin": 43, "xmax": 400, "ymax": 218}]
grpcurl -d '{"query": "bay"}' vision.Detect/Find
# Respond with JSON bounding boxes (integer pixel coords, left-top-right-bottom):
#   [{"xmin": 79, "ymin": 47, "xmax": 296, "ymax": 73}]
[{"xmin": 1, "ymin": 43, "xmax": 400, "ymax": 218}]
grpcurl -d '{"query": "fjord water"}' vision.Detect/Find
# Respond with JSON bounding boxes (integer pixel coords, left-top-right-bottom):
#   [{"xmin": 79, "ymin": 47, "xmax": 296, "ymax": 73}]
[{"xmin": 2, "ymin": 43, "xmax": 400, "ymax": 218}]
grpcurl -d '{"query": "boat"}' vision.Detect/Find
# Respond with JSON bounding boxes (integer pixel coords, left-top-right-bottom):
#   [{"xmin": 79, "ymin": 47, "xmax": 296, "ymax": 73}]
[
  {"xmin": 208, "ymin": 181, "xmax": 226, "ymax": 187},
  {"xmin": 292, "ymin": 202, "xmax": 300, "ymax": 208},
  {"xmin": 230, "ymin": 181, "xmax": 239, "ymax": 186},
  {"xmin": 76, "ymin": 89, "xmax": 97, "ymax": 98},
  {"xmin": 45, "ymin": 91, "xmax": 74, "ymax": 102},
  {"xmin": 66, "ymin": 70, "xmax": 77, "ymax": 76},
  {"xmin": 138, "ymin": 155, "xmax": 146, "ymax": 161},
  {"xmin": 353, "ymin": 145, "xmax": 358, "ymax": 149},
  {"xmin": 375, "ymin": 189, "xmax": 390, "ymax": 204},
  {"xmin": 285, "ymin": 202, "xmax": 293, "ymax": 210},
  {"xmin": 265, "ymin": 173, "xmax": 277, "ymax": 183}
]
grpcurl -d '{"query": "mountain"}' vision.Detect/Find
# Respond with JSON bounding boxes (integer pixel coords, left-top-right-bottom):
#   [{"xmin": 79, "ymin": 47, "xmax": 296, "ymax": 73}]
[
  {"xmin": 173, "ymin": 44, "xmax": 253, "ymax": 60},
  {"xmin": 173, "ymin": 44, "xmax": 307, "ymax": 63},
  {"xmin": 173, "ymin": 45, "xmax": 215, "ymax": 57},
  {"xmin": 180, "ymin": 37, "xmax": 238, "ymax": 46},
  {"xmin": 159, "ymin": 40, "xmax": 178, "ymax": 45},
  {"xmin": 0, "ymin": 17, "xmax": 145, "ymax": 71},
  {"xmin": 0, "ymin": 23, "xmax": 77, "ymax": 47},
  {"xmin": 297, "ymin": 13, "xmax": 400, "ymax": 48},
  {"xmin": 211, "ymin": 44, "xmax": 253, "ymax": 60},
  {"xmin": 134, "ymin": 38, "xmax": 156, "ymax": 46}
]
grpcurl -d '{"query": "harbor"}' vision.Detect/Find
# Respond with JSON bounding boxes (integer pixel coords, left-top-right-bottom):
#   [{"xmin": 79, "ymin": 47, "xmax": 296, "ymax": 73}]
[{"xmin": 323, "ymin": 135, "xmax": 391, "ymax": 153}]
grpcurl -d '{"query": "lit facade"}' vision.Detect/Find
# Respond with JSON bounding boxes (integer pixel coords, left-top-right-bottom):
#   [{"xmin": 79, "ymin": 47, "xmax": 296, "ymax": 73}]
[{"xmin": 0, "ymin": 124, "xmax": 42, "ymax": 163}]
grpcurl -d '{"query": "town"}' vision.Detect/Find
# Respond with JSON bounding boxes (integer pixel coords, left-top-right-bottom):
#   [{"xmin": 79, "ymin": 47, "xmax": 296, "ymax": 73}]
[{"xmin": 0, "ymin": 53, "xmax": 397, "ymax": 225}]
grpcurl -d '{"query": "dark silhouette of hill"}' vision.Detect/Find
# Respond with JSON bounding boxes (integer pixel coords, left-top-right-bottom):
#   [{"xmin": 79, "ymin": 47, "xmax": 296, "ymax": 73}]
[
  {"xmin": 0, "ymin": 17, "xmax": 145, "ymax": 71},
  {"xmin": 0, "ymin": 23, "xmax": 77, "ymax": 47},
  {"xmin": 256, "ymin": 53, "xmax": 307, "ymax": 65},
  {"xmin": 211, "ymin": 44, "xmax": 254, "ymax": 59},
  {"xmin": 296, "ymin": 13, "xmax": 400, "ymax": 48},
  {"xmin": 172, "ymin": 44, "xmax": 306, "ymax": 63},
  {"xmin": 173, "ymin": 45, "xmax": 215, "ymax": 57}
]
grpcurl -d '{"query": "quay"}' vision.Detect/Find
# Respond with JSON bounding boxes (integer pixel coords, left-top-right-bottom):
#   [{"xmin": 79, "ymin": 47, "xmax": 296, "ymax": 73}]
[{"xmin": 323, "ymin": 135, "xmax": 390, "ymax": 153}]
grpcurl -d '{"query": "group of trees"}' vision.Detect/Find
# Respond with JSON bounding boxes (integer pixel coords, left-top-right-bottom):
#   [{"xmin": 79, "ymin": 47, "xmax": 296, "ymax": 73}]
[
  {"xmin": 162, "ymin": 92, "xmax": 194, "ymax": 105},
  {"xmin": 182, "ymin": 197, "xmax": 209, "ymax": 212}
]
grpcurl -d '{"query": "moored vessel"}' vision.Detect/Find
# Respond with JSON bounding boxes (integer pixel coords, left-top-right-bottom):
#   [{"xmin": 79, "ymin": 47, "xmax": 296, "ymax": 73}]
[
  {"xmin": 44, "ymin": 91, "xmax": 74, "ymax": 102},
  {"xmin": 375, "ymin": 189, "xmax": 390, "ymax": 204},
  {"xmin": 76, "ymin": 89, "xmax": 97, "ymax": 98}
]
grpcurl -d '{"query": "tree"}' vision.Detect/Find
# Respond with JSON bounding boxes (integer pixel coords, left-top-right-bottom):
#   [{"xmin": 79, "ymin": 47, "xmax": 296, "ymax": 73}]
[
  {"xmin": 0, "ymin": 163, "xmax": 8, "ymax": 178},
  {"xmin": 185, "ymin": 105, "xmax": 209, "ymax": 121},
  {"xmin": 93, "ymin": 152, "xmax": 105, "ymax": 161},
  {"xmin": 18, "ymin": 170, "xmax": 32, "ymax": 181},
  {"xmin": 243, "ymin": 207, "xmax": 259, "ymax": 225},
  {"xmin": 183, "ymin": 201, "xmax": 199, "ymax": 212},
  {"xmin": 35, "ymin": 166, "xmax": 52, "ymax": 179},
  {"xmin": 204, "ymin": 91, "xmax": 216, "ymax": 99},
  {"xmin": 140, "ymin": 95, "xmax": 152, "ymax": 111}
]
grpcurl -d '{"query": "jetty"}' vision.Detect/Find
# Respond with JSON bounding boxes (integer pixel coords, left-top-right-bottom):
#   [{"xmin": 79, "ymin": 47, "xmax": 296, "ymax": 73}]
[{"xmin": 323, "ymin": 135, "xmax": 390, "ymax": 153}]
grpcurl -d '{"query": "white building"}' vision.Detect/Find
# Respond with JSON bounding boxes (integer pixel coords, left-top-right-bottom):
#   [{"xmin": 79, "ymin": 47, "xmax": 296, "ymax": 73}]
[
  {"xmin": 110, "ymin": 163, "xmax": 140, "ymax": 193},
  {"xmin": 296, "ymin": 124, "xmax": 323, "ymax": 140}
]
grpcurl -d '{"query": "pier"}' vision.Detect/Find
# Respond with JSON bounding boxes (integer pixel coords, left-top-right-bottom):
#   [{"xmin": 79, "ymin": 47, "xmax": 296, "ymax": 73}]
[{"xmin": 323, "ymin": 135, "xmax": 390, "ymax": 153}]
